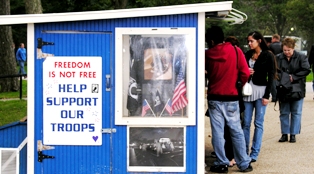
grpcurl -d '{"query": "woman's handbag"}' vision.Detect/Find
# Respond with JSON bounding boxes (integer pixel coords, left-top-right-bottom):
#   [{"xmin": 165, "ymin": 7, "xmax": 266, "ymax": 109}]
[
  {"xmin": 276, "ymin": 71, "xmax": 301, "ymax": 102},
  {"xmin": 242, "ymin": 82, "xmax": 253, "ymax": 96},
  {"xmin": 234, "ymin": 46, "xmax": 253, "ymax": 96}
]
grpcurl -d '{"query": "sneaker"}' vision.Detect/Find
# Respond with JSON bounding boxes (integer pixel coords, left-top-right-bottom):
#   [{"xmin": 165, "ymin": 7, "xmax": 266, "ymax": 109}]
[
  {"xmin": 211, "ymin": 151, "xmax": 217, "ymax": 158},
  {"xmin": 240, "ymin": 163, "xmax": 253, "ymax": 172},
  {"xmin": 210, "ymin": 165, "xmax": 228, "ymax": 173}
]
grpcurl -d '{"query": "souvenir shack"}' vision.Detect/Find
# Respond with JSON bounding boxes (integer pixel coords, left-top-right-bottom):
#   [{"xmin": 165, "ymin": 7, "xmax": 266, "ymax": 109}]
[{"xmin": 0, "ymin": 1, "xmax": 247, "ymax": 173}]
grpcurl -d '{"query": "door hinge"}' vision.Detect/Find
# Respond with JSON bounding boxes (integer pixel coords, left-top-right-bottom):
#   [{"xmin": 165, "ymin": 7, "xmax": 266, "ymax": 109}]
[
  {"xmin": 38, "ymin": 151, "xmax": 55, "ymax": 162},
  {"xmin": 102, "ymin": 128, "xmax": 116, "ymax": 133},
  {"xmin": 37, "ymin": 140, "xmax": 55, "ymax": 162}
]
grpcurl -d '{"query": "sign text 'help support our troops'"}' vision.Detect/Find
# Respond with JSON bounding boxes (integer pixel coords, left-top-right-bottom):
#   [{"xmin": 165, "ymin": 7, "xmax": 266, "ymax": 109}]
[{"xmin": 43, "ymin": 57, "xmax": 102, "ymax": 145}]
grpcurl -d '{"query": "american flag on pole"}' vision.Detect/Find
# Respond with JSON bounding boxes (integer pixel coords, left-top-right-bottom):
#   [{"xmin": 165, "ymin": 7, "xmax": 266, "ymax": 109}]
[
  {"xmin": 142, "ymin": 99, "xmax": 150, "ymax": 117},
  {"xmin": 172, "ymin": 63, "xmax": 188, "ymax": 113},
  {"xmin": 165, "ymin": 99, "xmax": 173, "ymax": 116}
]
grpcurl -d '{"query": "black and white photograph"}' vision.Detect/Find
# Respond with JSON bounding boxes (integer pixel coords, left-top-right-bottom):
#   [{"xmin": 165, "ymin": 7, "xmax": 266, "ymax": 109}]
[{"xmin": 127, "ymin": 126, "xmax": 185, "ymax": 172}]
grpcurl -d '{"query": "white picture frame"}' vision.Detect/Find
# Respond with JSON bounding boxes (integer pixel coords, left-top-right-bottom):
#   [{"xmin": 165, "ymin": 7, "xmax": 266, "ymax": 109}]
[
  {"xmin": 127, "ymin": 126, "xmax": 186, "ymax": 172},
  {"xmin": 115, "ymin": 28, "xmax": 196, "ymax": 125}
]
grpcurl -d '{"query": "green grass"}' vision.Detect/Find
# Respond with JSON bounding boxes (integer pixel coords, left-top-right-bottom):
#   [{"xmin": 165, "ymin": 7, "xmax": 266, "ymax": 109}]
[
  {"xmin": 0, "ymin": 80, "xmax": 27, "ymax": 99},
  {"xmin": 307, "ymin": 71, "xmax": 313, "ymax": 82},
  {"xmin": 0, "ymin": 66, "xmax": 27, "ymax": 126},
  {"xmin": 0, "ymin": 100, "xmax": 27, "ymax": 126},
  {"xmin": 16, "ymin": 65, "xmax": 27, "ymax": 74}
]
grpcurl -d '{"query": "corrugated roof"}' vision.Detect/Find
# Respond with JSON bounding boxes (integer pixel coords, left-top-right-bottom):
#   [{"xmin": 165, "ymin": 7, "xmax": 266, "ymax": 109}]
[{"xmin": 0, "ymin": 121, "xmax": 27, "ymax": 130}]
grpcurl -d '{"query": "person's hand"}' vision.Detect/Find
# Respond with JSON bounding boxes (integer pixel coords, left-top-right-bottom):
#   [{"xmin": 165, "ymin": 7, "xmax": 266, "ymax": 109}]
[
  {"xmin": 262, "ymin": 98, "xmax": 269, "ymax": 106},
  {"xmin": 249, "ymin": 68, "xmax": 255, "ymax": 75},
  {"xmin": 289, "ymin": 74, "xmax": 293, "ymax": 82}
]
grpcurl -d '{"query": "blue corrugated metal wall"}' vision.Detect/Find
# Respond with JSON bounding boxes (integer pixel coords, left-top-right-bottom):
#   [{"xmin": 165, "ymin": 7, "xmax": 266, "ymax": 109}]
[
  {"xmin": 34, "ymin": 31, "xmax": 111, "ymax": 173},
  {"xmin": 34, "ymin": 13, "xmax": 198, "ymax": 174},
  {"xmin": 0, "ymin": 122, "xmax": 27, "ymax": 174}
]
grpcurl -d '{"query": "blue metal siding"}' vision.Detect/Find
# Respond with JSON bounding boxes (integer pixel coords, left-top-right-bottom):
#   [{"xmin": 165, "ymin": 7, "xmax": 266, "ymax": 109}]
[
  {"xmin": 0, "ymin": 122, "xmax": 27, "ymax": 174},
  {"xmin": 34, "ymin": 13, "xmax": 198, "ymax": 174}
]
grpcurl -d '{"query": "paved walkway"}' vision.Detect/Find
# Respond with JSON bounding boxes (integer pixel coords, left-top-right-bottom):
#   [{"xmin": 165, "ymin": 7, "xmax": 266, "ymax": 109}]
[
  {"xmin": 0, "ymin": 98, "xmax": 27, "ymax": 101},
  {"xmin": 205, "ymin": 82, "xmax": 314, "ymax": 173}
]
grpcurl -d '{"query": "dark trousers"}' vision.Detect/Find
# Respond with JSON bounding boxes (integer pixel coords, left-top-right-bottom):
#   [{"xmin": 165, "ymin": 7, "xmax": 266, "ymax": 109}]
[{"xmin": 224, "ymin": 125, "xmax": 234, "ymax": 161}]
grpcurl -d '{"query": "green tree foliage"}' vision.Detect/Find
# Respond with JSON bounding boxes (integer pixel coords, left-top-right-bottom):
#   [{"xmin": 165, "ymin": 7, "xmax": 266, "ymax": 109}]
[
  {"xmin": 286, "ymin": 0, "xmax": 314, "ymax": 50},
  {"xmin": 252, "ymin": 0, "xmax": 292, "ymax": 37},
  {"xmin": 6, "ymin": 0, "xmax": 314, "ymax": 52},
  {"xmin": 10, "ymin": 0, "xmax": 26, "ymax": 49},
  {"xmin": 128, "ymin": 0, "xmax": 216, "ymax": 8},
  {"xmin": 41, "ymin": 0, "xmax": 114, "ymax": 13}
]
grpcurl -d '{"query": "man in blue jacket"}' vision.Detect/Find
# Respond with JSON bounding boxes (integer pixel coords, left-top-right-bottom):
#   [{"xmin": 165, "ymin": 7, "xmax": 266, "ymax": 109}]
[{"xmin": 16, "ymin": 43, "xmax": 27, "ymax": 79}]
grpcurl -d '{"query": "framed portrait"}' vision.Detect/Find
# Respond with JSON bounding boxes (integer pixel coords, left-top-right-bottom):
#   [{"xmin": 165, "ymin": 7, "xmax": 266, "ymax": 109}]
[
  {"xmin": 115, "ymin": 28, "xmax": 196, "ymax": 125},
  {"xmin": 127, "ymin": 126, "xmax": 185, "ymax": 172}
]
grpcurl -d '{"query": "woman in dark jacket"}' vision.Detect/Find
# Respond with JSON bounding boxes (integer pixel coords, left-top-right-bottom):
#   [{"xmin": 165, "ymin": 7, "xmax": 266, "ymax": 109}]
[
  {"xmin": 242, "ymin": 31, "xmax": 277, "ymax": 163},
  {"xmin": 277, "ymin": 38, "xmax": 310, "ymax": 143}
]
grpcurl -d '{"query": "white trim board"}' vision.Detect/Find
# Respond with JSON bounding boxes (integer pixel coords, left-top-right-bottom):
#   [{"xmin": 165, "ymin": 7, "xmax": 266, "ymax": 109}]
[
  {"xmin": 27, "ymin": 23, "xmax": 35, "ymax": 174},
  {"xmin": 197, "ymin": 12, "xmax": 206, "ymax": 174},
  {"xmin": 0, "ymin": 1, "xmax": 232, "ymax": 25}
]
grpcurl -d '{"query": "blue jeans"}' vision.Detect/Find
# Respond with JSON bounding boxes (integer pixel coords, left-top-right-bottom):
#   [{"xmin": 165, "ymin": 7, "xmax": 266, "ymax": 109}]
[
  {"xmin": 18, "ymin": 61, "xmax": 26, "ymax": 75},
  {"xmin": 279, "ymin": 98, "xmax": 304, "ymax": 135},
  {"xmin": 242, "ymin": 99, "xmax": 267, "ymax": 160},
  {"xmin": 208, "ymin": 100, "xmax": 251, "ymax": 170}
]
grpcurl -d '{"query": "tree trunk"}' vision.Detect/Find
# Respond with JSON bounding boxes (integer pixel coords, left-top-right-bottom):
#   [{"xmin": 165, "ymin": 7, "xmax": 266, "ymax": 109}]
[
  {"xmin": 24, "ymin": 0, "xmax": 43, "ymax": 14},
  {"xmin": 112, "ymin": 0, "xmax": 128, "ymax": 9},
  {"xmin": 0, "ymin": 0, "xmax": 19, "ymax": 92}
]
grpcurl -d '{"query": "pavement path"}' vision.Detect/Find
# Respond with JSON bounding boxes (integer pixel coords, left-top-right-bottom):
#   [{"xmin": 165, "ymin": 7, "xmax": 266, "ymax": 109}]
[{"xmin": 205, "ymin": 82, "xmax": 314, "ymax": 173}]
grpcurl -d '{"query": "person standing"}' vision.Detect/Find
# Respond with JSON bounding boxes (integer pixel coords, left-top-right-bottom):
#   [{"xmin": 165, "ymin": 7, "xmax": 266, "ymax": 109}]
[
  {"xmin": 16, "ymin": 43, "xmax": 27, "ymax": 79},
  {"xmin": 269, "ymin": 34, "xmax": 282, "ymax": 102},
  {"xmin": 269, "ymin": 34, "xmax": 282, "ymax": 55},
  {"xmin": 277, "ymin": 38, "xmax": 310, "ymax": 143},
  {"xmin": 223, "ymin": 36, "xmax": 245, "ymax": 167},
  {"xmin": 242, "ymin": 31, "xmax": 277, "ymax": 163},
  {"xmin": 205, "ymin": 26, "xmax": 252, "ymax": 173}
]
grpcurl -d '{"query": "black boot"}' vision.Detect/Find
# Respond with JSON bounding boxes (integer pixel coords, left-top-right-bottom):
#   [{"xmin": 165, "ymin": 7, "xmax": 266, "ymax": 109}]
[
  {"xmin": 278, "ymin": 134, "xmax": 288, "ymax": 142},
  {"xmin": 290, "ymin": 135, "xmax": 296, "ymax": 143}
]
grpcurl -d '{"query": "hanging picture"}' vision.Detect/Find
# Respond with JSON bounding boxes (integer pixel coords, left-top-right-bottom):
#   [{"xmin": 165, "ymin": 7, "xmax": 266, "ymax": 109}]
[
  {"xmin": 115, "ymin": 28, "xmax": 196, "ymax": 125},
  {"xmin": 127, "ymin": 126, "xmax": 185, "ymax": 172}
]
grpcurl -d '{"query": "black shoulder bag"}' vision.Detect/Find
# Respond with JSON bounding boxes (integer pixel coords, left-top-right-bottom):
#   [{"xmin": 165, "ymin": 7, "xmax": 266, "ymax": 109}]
[{"xmin": 234, "ymin": 46, "xmax": 245, "ymax": 114}]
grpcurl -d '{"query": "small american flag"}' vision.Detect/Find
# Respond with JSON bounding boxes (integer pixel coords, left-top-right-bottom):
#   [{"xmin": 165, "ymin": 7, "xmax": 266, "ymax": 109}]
[
  {"xmin": 142, "ymin": 99, "xmax": 150, "ymax": 117},
  {"xmin": 172, "ymin": 63, "xmax": 188, "ymax": 113},
  {"xmin": 165, "ymin": 99, "xmax": 173, "ymax": 116}
]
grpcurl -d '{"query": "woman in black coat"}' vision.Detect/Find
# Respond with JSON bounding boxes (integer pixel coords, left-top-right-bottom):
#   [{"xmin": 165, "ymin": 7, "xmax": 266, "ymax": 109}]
[
  {"xmin": 242, "ymin": 31, "xmax": 277, "ymax": 163},
  {"xmin": 276, "ymin": 38, "xmax": 310, "ymax": 143}
]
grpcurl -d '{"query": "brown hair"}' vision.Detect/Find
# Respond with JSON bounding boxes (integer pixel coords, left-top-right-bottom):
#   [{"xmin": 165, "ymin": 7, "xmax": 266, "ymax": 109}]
[
  {"xmin": 282, "ymin": 38, "xmax": 296, "ymax": 49},
  {"xmin": 272, "ymin": 34, "xmax": 280, "ymax": 40},
  {"xmin": 225, "ymin": 36, "xmax": 240, "ymax": 47}
]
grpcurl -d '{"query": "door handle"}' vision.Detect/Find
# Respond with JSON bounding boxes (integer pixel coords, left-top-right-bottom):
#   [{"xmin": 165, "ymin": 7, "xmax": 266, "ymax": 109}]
[{"xmin": 106, "ymin": 75, "xmax": 111, "ymax": 91}]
